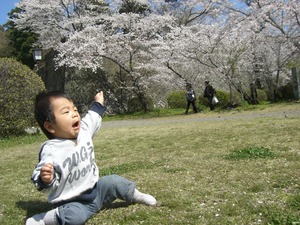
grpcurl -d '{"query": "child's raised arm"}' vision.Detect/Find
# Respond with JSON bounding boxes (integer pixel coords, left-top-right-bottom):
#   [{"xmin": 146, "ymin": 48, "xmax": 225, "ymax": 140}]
[{"xmin": 94, "ymin": 91, "xmax": 104, "ymax": 106}]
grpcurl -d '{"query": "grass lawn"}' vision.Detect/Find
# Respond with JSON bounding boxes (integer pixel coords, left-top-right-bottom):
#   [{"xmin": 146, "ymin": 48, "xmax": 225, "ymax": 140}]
[{"xmin": 0, "ymin": 103, "xmax": 299, "ymax": 224}]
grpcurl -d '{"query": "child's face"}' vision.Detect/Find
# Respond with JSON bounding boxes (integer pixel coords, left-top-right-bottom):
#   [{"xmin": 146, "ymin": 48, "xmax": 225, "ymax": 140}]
[{"xmin": 45, "ymin": 97, "xmax": 81, "ymax": 139}]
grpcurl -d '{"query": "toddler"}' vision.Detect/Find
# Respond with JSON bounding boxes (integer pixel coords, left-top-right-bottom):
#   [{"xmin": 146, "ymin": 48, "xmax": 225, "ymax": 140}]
[{"xmin": 26, "ymin": 90, "xmax": 156, "ymax": 225}]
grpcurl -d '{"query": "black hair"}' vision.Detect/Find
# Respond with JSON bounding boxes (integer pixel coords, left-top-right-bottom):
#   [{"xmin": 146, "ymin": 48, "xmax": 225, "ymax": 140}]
[
  {"xmin": 34, "ymin": 91, "xmax": 72, "ymax": 139},
  {"xmin": 186, "ymin": 82, "xmax": 192, "ymax": 88}
]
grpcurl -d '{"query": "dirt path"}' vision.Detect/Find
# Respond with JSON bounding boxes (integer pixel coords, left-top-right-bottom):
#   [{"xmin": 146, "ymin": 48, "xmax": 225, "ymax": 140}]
[{"xmin": 102, "ymin": 104, "xmax": 300, "ymax": 128}]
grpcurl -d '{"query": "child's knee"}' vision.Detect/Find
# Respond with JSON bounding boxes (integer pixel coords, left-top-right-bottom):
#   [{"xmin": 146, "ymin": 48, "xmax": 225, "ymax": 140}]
[
  {"xmin": 99, "ymin": 174, "xmax": 121, "ymax": 186},
  {"xmin": 58, "ymin": 203, "xmax": 90, "ymax": 225}
]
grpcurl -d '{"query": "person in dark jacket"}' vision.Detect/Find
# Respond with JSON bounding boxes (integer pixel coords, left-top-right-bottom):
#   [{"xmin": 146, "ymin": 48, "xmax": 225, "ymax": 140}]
[
  {"xmin": 250, "ymin": 82, "xmax": 259, "ymax": 104},
  {"xmin": 203, "ymin": 81, "xmax": 216, "ymax": 111},
  {"xmin": 185, "ymin": 83, "xmax": 198, "ymax": 114}
]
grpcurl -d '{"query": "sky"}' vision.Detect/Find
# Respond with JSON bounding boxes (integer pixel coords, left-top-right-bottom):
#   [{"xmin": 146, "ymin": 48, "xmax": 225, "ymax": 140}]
[
  {"xmin": 0, "ymin": 0, "xmax": 19, "ymax": 25},
  {"xmin": 0, "ymin": 0, "xmax": 247, "ymax": 26}
]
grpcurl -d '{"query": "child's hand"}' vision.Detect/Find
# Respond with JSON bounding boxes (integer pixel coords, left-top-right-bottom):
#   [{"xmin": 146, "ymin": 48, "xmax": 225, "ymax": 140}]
[
  {"xmin": 41, "ymin": 163, "xmax": 54, "ymax": 184},
  {"xmin": 95, "ymin": 91, "xmax": 104, "ymax": 106}
]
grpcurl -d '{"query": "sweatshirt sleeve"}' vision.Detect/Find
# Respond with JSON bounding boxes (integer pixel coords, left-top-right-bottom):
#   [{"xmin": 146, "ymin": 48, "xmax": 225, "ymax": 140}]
[
  {"xmin": 90, "ymin": 102, "xmax": 106, "ymax": 116},
  {"xmin": 81, "ymin": 102, "xmax": 107, "ymax": 138},
  {"xmin": 32, "ymin": 144, "xmax": 60, "ymax": 192}
]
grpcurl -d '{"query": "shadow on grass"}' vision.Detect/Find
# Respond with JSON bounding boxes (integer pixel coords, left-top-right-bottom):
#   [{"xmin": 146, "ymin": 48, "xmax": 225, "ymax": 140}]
[
  {"xmin": 17, "ymin": 200, "xmax": 134, "ymax": 218},
  {"xmin": 102, "ymin": 201, "xmax": 132, "ymax": 210},
  {"xmin": 16, "ymin": 200, "xmax": 53, "ymax": 218}
]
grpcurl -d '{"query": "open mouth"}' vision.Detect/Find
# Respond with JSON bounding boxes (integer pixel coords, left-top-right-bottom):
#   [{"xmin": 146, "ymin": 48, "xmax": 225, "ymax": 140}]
[{"xmin": 72, "ymin": 121, "xmax": 80, "ymax": 129}]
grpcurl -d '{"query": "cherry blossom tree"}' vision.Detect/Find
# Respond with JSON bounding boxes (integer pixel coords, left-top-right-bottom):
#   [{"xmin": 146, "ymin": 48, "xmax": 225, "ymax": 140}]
[
  {"xmin": 15, "ymin": 0, "xmax": 175, "ymax": 111},
  {"xmin": 13, "ymin": 0, "xmax": 300, "ymax": 109},
  {"xmin": 221, "ymin": 0, "xmax": 300, "ymax": 100},
  {"xmin": 154, "ymin": 0, "xmax": 300, "ymax": 103},
  {"xmin": 147, "ymin": 0, "xmax": 257, "ymax": 102}
]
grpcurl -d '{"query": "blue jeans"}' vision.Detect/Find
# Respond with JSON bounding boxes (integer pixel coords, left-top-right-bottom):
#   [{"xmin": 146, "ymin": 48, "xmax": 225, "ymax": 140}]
[{"xmin": 57, "ymin": 175, "xmax": 136, "ymax": 225}]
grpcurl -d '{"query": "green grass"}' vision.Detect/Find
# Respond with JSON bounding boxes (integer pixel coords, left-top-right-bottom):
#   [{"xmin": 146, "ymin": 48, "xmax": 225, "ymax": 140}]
[
  {"xmin": 0, "ymin": 103, "xmax": 300, "ymax": 224},
  {"xmin": 225, "ymin": 147, "xmax": 275, "ymax": 160},
  {"xmin": 102, "ymin": 101, "xmax": 294, "ymax": 121},
  {"xmin": 103, "ymin": 108, "xmax": 185, "ymax": 121}
]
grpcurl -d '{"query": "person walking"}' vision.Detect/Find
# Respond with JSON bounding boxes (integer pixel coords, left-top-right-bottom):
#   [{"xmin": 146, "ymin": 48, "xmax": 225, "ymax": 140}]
[
  {"xmin": 185, "ymin": 83, "xmax": 198, "ymax": 114},
  {"xmin": 250, "ymin": 82, "xmax": 259, "ymax": 104},
  {"xmin": 203, "ymin": 80, "xmax": 216, "ymax": 111}
]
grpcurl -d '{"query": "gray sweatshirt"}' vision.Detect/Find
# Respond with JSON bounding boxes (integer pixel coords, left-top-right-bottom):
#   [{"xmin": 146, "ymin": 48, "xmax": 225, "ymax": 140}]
[{"xmin": 32, "ymin": 102, "xmax": 106, "ymax": 205}]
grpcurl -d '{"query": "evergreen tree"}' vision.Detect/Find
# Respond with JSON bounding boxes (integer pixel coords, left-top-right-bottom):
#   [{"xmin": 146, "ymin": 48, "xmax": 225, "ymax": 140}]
[{"xmin": 3, "ymin": 8, "xmax": 38, "ymax": 68}]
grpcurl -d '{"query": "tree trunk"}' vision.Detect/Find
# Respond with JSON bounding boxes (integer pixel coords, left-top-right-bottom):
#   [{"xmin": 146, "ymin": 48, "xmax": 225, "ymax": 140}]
[
  {"xmin": 273, "ymin": 70, "xmax": 281, "ymax": 102},
  {"xmin": 138, "ymin": 92, "xmax": 150, "ymax": 112},
  {"xmin": 291, "ymin": 67, "xmax": 300, "ymax": 100},
  {"xmin": 233, "ymin": 82, "xmax": 252, "ymax": 104},
  {"xmin": 40, "ymin": 50, "xmax": 65, "ymax": 92}
]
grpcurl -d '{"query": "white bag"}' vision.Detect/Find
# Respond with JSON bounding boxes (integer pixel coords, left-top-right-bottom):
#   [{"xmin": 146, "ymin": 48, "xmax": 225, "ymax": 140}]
[{"xmin": 212, "ymin": 96, "xmax": 219, "ymax": 104}]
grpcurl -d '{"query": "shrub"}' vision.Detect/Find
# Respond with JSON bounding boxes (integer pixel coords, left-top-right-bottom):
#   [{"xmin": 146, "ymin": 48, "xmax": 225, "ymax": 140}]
[
  {"xmin": 245, "ymin": 88, "xmax": 268, "ymax": 103},
  {"xmin": 256, "ymin": 89, "xmax": 268, "ymax": 102},
  {"xmin": 215, "ymin": 90, "xmax": 230, "ymax": 107},
  {"xmin": 277, "ymin": 83, "xmax": 295, "ymax": 100},
  {"xmin": 127, "ymin": 96, "xmax": 154, "ymax": 113},
  {"xmin": 0, "ymin": 58, "xmax": 45, "ymax": 137},
  {"xmin": 199, "ymin": 90, "xmax": 230, "ymax": 109},
  {"xmin": 167, "ymin": 91, "xmax": 186, "ymax": 109},
  {"xmin": 230, "ymin": 91, "xmax": 244, "ymax": 106}
]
